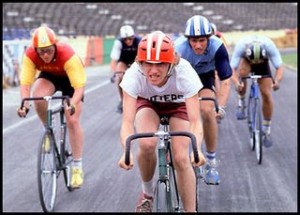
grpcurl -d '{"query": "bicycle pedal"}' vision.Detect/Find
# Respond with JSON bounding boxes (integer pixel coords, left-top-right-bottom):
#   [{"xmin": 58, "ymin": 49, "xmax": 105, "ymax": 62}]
[{"xmin": 205, "ymin": 180, "xmax": 220, "ymax": 185}]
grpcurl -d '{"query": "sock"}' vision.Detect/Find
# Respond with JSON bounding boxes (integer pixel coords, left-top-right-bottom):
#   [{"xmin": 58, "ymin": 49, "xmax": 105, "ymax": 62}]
[
  {"xmin": 238, "ymin": 95, "xmax": 245, "ymax": 107},
  {"xmin": 206, "ymin": 151, "xmax": 216, "ymax": 161},
  {"xmin": 73, "ymin": 158, "xmax": 82, "ymax": 168},
  {"xmin": 142, "ymin": 179, "xmax": 154, "ymax": 198},
  {"xmin": 263, "ymin": 120, "xmax": 271, "ymax": 134}
]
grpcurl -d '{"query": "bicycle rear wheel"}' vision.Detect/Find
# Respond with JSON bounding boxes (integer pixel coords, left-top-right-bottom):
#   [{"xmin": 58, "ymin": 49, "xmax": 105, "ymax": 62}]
[
  {"xmin": 247, "ymin": 97, "xmax": 255, "ymax": 151},
  {"xmin": 253, "ymin": 99, "xmax": 263, "ymax": 164},
  {"xmin": 37, "ymin": 130, "xmax": 57, "ymax": 212}
]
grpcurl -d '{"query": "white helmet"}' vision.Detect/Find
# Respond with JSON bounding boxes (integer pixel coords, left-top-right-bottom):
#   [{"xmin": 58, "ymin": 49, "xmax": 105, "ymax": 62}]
[{"xmin": 120, "ymin": 25, "xmax": 135, "ymax": 38}]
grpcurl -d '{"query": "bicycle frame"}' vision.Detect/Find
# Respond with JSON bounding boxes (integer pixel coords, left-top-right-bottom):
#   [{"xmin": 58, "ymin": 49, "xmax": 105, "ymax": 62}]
[{"xmin": 125, "ymin": 117, "xmax": 199, "ymax": 212}]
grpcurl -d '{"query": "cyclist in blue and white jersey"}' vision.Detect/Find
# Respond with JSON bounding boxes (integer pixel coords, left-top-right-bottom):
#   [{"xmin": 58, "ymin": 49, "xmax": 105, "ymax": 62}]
[
  {"xmin": 230, "ymin": 34, "xmax": 283, "ymax": 148},
  {"xmin": 175, "ymin": 15, "xmax": 232, "ymax": 185}
]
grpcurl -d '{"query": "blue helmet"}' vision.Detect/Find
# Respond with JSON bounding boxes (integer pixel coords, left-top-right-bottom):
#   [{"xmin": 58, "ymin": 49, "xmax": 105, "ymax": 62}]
[{"xmin": 184, "ymin": 15, "xmax": 212, "ymax": 37}]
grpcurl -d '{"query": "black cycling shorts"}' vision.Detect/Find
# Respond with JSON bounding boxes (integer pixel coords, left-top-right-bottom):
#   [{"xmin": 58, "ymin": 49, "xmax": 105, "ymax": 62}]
[
  {"xmin": 249, "ymin": 60, "xmax": 272, "ymax": 77},
  {"xmin": 198, "ymin": 70, "xmax": 216, "ymax": 93},
  {"xmin": 37, "ymin": 71, "xmax": 84, "ymax": 102}
]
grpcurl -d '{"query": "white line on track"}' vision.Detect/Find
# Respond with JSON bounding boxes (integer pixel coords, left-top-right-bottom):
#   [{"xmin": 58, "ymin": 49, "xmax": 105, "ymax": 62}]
[{"xmin": 3, "ymin": 80, "xmax": 110, "ymax": 135}]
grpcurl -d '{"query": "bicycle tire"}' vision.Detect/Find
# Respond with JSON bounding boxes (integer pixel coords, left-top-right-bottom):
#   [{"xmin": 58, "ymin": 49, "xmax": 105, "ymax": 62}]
[
  {"xmin": 61, "ymin": 127, "xmax": 74, "ymax": 191},
  {"xmin": 253, "ymin": 99, "xmax": 263, "ymax": 164},
  {"xmin": 37, "ymin": 130, "xmax": 57, "ymax": 212},
  {"xmin": 153, "ymin": 180, "xmax": 168, "ymax": 212},
  {"xmin": 168, "ymin": 165, "xmax": 183, "ymax": 212},
  {"xmin": 247, "ymin": 96, "xmax": 255, "ymax": 151},
  {"xmin": 195, "ymin": 166, "xmax": 202, "ymax": 212}
]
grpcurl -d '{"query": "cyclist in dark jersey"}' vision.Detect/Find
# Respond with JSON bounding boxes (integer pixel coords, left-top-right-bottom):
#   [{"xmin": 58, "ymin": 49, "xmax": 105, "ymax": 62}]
[{"xmin": 110, "ymin": 25, "xmax": 142, "ymax": 113}]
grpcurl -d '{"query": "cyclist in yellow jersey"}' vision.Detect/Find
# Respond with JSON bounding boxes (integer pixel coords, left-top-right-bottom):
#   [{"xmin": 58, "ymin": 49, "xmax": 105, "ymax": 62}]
[{"xmin": 17, "ymin": 26, "xmax": 87, "ymax": 189}]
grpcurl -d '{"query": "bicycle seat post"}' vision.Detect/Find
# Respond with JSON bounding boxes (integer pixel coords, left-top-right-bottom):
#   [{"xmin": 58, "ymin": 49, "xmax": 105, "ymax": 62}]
[{"xmin": 42, "ymin": 96, "xmax": 54, "ymax": 128}]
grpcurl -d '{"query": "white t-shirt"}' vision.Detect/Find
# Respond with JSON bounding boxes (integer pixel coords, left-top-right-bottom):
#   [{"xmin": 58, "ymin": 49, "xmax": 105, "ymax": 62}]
[{"xmin": 120, "ymin": 58, "xmax": 202, "ymax": 103}]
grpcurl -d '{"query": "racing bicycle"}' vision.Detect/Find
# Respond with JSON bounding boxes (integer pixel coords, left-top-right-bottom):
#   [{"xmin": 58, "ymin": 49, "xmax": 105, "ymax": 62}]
[
  {"xmin": 20, "ymin": 95, "xmax": 75, "ymax": 212},
  {"xmin": 125, "ymin": 116, "xmax": 200, "ymax": 212},
  {"xmin": 240, "ymin": 73, "xmax": 270, "ymax": 164}
]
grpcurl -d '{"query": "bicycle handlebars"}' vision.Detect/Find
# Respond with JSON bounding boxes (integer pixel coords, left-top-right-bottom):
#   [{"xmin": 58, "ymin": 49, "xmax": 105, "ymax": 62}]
[
  {"xmin": 20, "ymin": 96, "xmax": 74, "ymax": 115},
  {"xmin": 199, "ymin": 97, "xmax": 219, "ymax": 113},
  {"xmin": 125, "ymin": 130, "xmax": 199, "ymax": 165},
  {"xmin": 240, "ymin": 74, "xmax": 275, "ymax": 84}
]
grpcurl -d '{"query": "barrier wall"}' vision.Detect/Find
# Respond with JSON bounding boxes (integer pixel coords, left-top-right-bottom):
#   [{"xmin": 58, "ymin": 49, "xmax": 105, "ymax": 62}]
[{"xmin": 2, "ymin": 30, "xmax": 297, "ymax": 89}]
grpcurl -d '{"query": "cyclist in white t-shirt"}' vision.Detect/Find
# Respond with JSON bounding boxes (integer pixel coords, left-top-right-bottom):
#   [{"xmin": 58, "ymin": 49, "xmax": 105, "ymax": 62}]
[{"xmin": 118, "ymin": 31, "xmax": 205, "ymax": 212}]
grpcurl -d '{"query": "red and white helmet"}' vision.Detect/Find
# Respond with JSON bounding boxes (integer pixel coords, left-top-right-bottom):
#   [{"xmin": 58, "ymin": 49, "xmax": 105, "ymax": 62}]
[
  {"xmin": 32, "ymin": 26, "xmax": 57, "ymax": 48},
  {"xmin": 137, "ymin": 31, "xmax": 175, "ymax": 64}
]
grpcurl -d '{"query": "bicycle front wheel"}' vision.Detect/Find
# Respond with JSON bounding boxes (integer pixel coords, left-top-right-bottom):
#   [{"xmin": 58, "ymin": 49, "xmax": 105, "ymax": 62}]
[
  {"xmin": 37, "ymin": 130, "xmax": 57, "ymax": 212},
  {"xmin": 168, "ymin": 165, "xmax": 183, "ymax": 212},
  {"xmin": 253, "ymin": 99, "xmax": 263, "ymax": 164},
  {"xmin": 195, "ymin": 166, "xmax": 203, "ymax": 212},
  {"xmin": 153, "ymin": 180, "xmax": 169, "ymax": 212},
  {"xmin": 247, "ymin": 97, "xmax": 255, "ymax": 151}
]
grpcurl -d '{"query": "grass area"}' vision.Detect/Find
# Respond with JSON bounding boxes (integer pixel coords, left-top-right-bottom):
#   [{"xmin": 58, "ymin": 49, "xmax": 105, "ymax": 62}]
[{"xmin": 282, "ymin": 53, "xmax": 297, "ymax": 69}]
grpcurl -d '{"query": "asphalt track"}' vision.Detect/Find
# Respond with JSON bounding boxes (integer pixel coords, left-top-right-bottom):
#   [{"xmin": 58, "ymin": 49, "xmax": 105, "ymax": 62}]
[{"xmin": 3, "ymin": 61, "xmax": 297, "ymax": 212}]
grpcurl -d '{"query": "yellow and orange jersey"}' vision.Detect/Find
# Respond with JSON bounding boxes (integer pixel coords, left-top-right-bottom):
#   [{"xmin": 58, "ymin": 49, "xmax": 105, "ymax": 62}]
[{"xmin": 20, "ymin": 42, "xmax": 86, "ymax": 89}]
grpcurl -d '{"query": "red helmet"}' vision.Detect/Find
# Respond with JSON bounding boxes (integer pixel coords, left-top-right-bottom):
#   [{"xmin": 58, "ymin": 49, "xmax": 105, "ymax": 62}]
[
  {"xmin": 32, "ymin": 26, "xmax": 57, "ymax": 48},
  {"xmin": 137, "ymin": 31, "xmax": 175, "ymax": 64}
]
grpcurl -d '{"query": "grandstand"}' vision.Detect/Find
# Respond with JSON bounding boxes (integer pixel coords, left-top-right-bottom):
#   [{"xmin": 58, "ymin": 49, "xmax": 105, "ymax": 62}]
[
  {"xmin": 2, "ymin": 2, "xmax": 297, "ymax": 89},
  {"xmin": 2, "ymin": 2, "xmax": 298, "ymax": 39}
]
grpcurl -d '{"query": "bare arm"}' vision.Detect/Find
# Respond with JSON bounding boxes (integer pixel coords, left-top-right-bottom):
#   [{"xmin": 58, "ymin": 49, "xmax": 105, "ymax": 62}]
[
  {"xmin": 218, "ymin": 78, "xmax": 231, "ymax": 107},
  {"xmin": 119, "ymin": 91, "xmax": 137, "ymax": 170},
  {"xmin": 185, "ymin": 94, "xmax": 206, "ymax": 166},
  {"xmin": 17, "ymin": 85, "xmax": 31, "ymax": 117},
  {"xmin": 273, "ymin": 65, "xmax": 284, "ymax": 90},
  {"xmin": 110, "ymin": 59, "xmax": 118, "ymax": 74}
]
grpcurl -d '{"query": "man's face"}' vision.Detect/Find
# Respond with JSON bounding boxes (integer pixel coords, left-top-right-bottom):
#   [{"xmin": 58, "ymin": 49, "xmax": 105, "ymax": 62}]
[
  {"xmin": 188, "ymin": 37, "xmax": 208, "ymax": 55},
  {"xmin": 140, "ymin": 62, "xmax": 170, "ymax": 87},
  {"xmin": 123, "ymin": 36, "xmax": 134, "ymax": 46},
  {"xmin": 36, "ymin": 45, "xmax": 55, "ymax": 63}
]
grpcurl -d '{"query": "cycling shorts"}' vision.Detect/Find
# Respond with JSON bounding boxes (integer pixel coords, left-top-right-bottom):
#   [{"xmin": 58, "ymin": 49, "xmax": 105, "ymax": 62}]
[
  {"xmin": 37, "ymin": 72, "xmax": 84, "ymax": 101},
  {"xmin": 249, "ymin": 59, "xmax": 272, "ymax": 77},
  {"xmin": 198, "ymin": 70, "xmax": 216, "ymax": 93},
  {"xmin": 136, "ymin": 97, "xmax": 188, "ymax": 121}
]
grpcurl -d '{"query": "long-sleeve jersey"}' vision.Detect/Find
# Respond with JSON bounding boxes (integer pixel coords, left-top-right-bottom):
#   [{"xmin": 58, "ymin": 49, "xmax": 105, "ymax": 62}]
[
  {"xmin": 20, "ymin": 42, "xmax": 86, "ymax": 89},
  {"xmin": 174, "ymin": 35, "xmax": 232, "ymax": 80},
  {"xmin": 120, "ymin": 58, "xmax": 202, "ymax": 103},
  {"xmin": 230, "ymin": 35, "xmax": 283, "ymax": 69}
]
